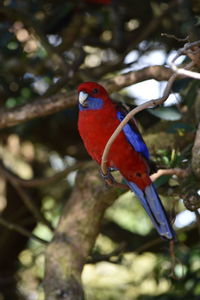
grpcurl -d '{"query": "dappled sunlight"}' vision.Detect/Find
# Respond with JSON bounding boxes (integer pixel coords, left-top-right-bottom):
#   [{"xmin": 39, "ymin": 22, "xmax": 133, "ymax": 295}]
[
  {"xmin": 0, "ymin": 0, "xmax": 199, "ymax": 299},
  {"xmin": 83, "ymin": 253, "xmax": 170, "ymax": 300}
]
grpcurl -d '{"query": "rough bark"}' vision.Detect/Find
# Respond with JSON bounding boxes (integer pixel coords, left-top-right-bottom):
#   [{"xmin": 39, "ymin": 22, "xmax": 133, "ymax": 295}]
[
  {"xmin": 192, "ymin": 122, "xmax": 200, "ymax": 178},
  {"xmin": 43, "ymin": 162, "xmax": 119, "ymax": 300}
]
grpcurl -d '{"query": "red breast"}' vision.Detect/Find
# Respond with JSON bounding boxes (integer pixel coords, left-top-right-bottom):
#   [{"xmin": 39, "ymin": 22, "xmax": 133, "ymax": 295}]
[{"xmin": 78, "ymin": 102, "xmax": 151, "ymax": 189}]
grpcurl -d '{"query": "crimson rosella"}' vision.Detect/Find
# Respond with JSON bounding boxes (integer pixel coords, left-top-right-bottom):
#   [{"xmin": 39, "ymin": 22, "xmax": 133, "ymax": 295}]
[{"xmin": 77, "ymin": 82, "xmax": 175, "ymax": 240}]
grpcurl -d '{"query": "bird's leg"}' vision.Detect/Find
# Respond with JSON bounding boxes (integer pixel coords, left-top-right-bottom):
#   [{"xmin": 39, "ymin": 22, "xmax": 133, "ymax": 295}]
[
  {"xmin": 100, "ymin": 169, "xmax": 116, "ymax": 186},
  {"xmin": 100, "ymin": 169, "xmax": 128, "ymax": 190}
]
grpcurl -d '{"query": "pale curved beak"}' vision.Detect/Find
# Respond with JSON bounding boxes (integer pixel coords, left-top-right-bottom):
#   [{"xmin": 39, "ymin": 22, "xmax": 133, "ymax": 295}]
[{"xmin": 79, "ymin": 91, "xmax": 88, "ymax": 107}]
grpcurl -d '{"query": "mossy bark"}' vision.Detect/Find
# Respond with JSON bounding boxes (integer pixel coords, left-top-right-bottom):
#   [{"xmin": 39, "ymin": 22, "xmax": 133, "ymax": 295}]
[
  {"xmin": 192, "ymin": 123, "xmax": 200, "ymax": 178},
  {"xmin": 44, "ymin": 162, "xmax": 119, "ymax": 300}
]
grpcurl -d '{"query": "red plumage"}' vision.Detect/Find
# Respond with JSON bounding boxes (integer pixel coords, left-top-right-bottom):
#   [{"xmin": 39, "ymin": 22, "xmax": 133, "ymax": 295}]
[
  {"xmin": 78, "ymin": 84, "xmax": 150, "ymax": 190},
  {"xmin": 77, "ymin": 82, "xmax": 175, "ymax": 240}
]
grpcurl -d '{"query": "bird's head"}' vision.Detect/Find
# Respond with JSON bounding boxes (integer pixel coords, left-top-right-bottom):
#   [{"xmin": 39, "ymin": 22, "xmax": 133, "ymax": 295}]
[{"xmin": 77, "ymin": 82, "xmax": 109, "ymax": 111}]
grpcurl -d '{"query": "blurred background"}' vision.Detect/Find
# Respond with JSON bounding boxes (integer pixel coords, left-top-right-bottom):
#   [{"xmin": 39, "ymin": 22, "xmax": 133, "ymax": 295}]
[{"xmin": 0, "ymin": 0, "xmax": 200, "ymax": 299}]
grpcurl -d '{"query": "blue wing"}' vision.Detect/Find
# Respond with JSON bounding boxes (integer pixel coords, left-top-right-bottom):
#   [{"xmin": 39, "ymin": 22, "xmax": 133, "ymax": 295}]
[{"xmin": 117, "ymin": 110, "xmax": 150, "ymax": 160}]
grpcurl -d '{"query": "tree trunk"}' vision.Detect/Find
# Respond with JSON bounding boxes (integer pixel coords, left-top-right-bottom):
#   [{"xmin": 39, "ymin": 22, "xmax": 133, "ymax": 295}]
[{"xmin": 44, "ymin": 162, "xmax": 119, "ymax": 300}]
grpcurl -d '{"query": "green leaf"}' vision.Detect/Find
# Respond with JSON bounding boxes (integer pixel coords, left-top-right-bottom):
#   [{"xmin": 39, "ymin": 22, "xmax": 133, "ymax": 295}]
[
  {"xmin": 154, "ymin": 175, "xmax": 171, "ymax": 188},
  {"xmin": 6, "ymin": 97, "xmax": 17, "ymax": 108},
  {"xmin": 7, "ymin": 41, "xmax": 18, "ymax": 50},
  {"xmin": 148, "ymin": 107, "xmax": 182, "ymax": 121},
  {"xmin": 167, "ymin": 122, "xmax": 194, "ymax": 133},
  {"xmin": 183, "ymin": 80, "xmax": 200, "ymax": 108}
]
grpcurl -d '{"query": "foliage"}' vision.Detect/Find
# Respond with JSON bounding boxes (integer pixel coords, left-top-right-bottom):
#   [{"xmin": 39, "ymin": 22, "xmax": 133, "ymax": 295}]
[{"xmin": 0, "ymin": 0, "xmax": 200, "ymax": 299}]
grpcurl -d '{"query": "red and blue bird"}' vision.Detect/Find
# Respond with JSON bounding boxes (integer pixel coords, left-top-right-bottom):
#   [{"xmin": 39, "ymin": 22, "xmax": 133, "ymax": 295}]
[{"xmin": 77, "ymin": 82, "xmax": 175, "ymax": 240}]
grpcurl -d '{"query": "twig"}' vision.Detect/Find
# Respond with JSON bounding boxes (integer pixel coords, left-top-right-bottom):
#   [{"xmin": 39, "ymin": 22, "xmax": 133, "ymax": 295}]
[
  {"xmin": 87, "ymin": 247, "xmax": 123, "ymax": 264},
  {"xmin": 169, "ymin": 240, "xmax": 185, "ymax": 280},
  {"xmin": 161, "ymin": 33, "xmax": 189, "ymax": 42},
  {"xmin": 0, "ymin": 160, "xmax": 54, "ymax": 231},
  {"xmin": 133, "ymin": 237, "xmax": 161, "ymax": 254},
  {"xmin": 172, "ymin": 40, "xmax": 200, "ymax": 60},
  {"xmin": 169, "ymin": 240, "xmax": 178, "ymax": 279},
  {"xmin": 10, "ymin": 180, "xmax": 54, "ymax": 231},
  {"xmin": 170, "ymin": 66, "xmax": 200, "ymax": 80},
  {"xmin": 192, "ymin": 122, "xmax": 200, "ymax": 178},
  {"xmin": 100, "ymin": 72, "xmax": 178, "ymax": 178},
  {"xmin": 0, "ymin": 6, "xmax": 68, "ymax": 72},
  {"xmin": 133, "ymin": 221, "xmax": 198, "ymax": 254},
  {"xmin": 43, "ymin": 49, "xmax": 86, "ymax": 97},
  {"xmin": 125, "ymin": 0, "xmax": 179, "ymax": 54},
  {"xmin": 150, "ymin": 168, "xmax": 190, "ymax": 182},
  {"xmin": 100, "ymin": 59, "xmax": 195, "ymax": 179},
  {"xmin": 12, "ymin": 162, "xmax": 85, "ymax": 188},
  {"xmin": 169, "ymin": 40, "xmax": 200, "ymax": 79},
  {"xmin": 194, "ymin": 210, "xmax": 200, "ymax": 236},
  {"xmin": 0, "ymin": 215, "xmax": 48, "ymax": 244}
]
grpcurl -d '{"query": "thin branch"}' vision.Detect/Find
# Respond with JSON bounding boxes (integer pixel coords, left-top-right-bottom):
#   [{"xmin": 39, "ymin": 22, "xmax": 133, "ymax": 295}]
[
  {"xmin": 133, "ymin": 221, "xmax": 198, "ymax": 254},
  {"xmin": 104, "ymin": 65, "xmax": 173, "ymax": 94},
  {"xmin": 0, "ymin": 6, "xmax": 68, "ymax": 72},
  {"xmin": 43, "ymin": 48, "xmax": 86, "ymax": 97},
  {"xmin": 170, "ymin": 66, "xmax": 200, "ymax": 80},
  {"xmin": 100, "ymin": 60, "xmax": 195, "ymax": 179},
  {"xmin": 87, "ymin": 247, "xmax": 123, "ymax": 264},
  {"xmin": 0, "ymin": 160, "xmax": 54, "ymax": 231},
  {"xmin": 192, "ymin": 122, "xmax": 200, "ymax": 178},
  {"xmin": 169, "ymin": 240, "xmax": 185, "ymax": 280},
  {"xmin": 161, "ymin": 33, "xmax": 189, "ymax": 42},
  {"xmin": 132, "ymin": 237, "xmax": 161, "ymax": 254},
  {"xmin": 10, "ymin": 180, "xmax": 54, "ymax": 231},
  {"xmin": 171, "ymin": 41, "xmax": 200, "ymax": 64},
  {"xmin": 194, "ymin": 210, "xmax": 200, "ymax": 236},
  {"xmin": 169, "ymin": 40, "xmax": 200, "ymax": 78},
  {"xmin": 125, "ymin": 0, "xmax": 179, "ymax": 55},
  {"xmin": 100, "ymin": 72, "xmax": 178, "ymax": 178},
  {"xmin": 150, "ymin": 168, "xmax": 190, "ymax": 182},
  {"xmin": 169, "ymin": 240, "xmax": 178, "ymax": 279},
  {"xmin": 11, "ymin": 162, "xmax": 85, "ymax": 188},
  {"xmin": 0, "ymin": 215, "xmax": 48, "ymax": 244}
]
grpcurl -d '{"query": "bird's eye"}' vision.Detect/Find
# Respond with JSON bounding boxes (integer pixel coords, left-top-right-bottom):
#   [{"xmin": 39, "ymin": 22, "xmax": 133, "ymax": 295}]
[{"xmin": 92, "ymin": 88, "xmax": 98, "ymax": 94}]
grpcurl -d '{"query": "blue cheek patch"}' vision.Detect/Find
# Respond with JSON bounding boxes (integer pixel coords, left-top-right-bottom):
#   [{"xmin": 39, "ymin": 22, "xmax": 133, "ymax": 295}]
[{"xmin": 79, "ymin": 97, "xmax": 104, "ymax": 111}]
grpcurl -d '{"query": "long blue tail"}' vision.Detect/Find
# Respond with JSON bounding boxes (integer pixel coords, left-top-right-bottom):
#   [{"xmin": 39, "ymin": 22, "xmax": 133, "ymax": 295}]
[{"xmin": 126, "ymin": 181, "xmax": 175, "ymax": 240}]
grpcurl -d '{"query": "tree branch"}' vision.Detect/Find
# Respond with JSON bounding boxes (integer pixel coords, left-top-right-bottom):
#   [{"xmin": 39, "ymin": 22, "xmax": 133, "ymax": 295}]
[
  {"xmin": 100, "ymin": 58, "xmax": 197, "ymax": 180},
  {"xmin": 43, "ymin": 162, "xmax": 119, "ymax": 300},
  {"xmin": 169, "ymin": 40, "xmax": 200, "ymax": 77},
  {"xmin": 0, "ymin": 65, "xmax": 173, "ymax": 129},
  {"xmin": 150, "ymin": 168, "xmax": 190, "ymax": 182},
  {"xmin": 102, "ymin": 220, "xmax": 199, "ymax": 254},
  {"xmin": 192, "ymin": 122, "xmax": 200, "ymax": 178},
  {"xmin": 6, "ymin": 162, "xmax": 85, "ymax": 188},
  {"xmin": 0, "ymin": 6, "xmax": 68, "ymax": 72},
  {"xmin": 104, "ymin": 65, "xmax": 173, "ymax": 93},
  {"xmin": 0, "ymin": 160, "xmax": 54, "ymax": 231},
  {"xmin": 0, "ymin": 215, "xmax": 47, "ymax": 244}
]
